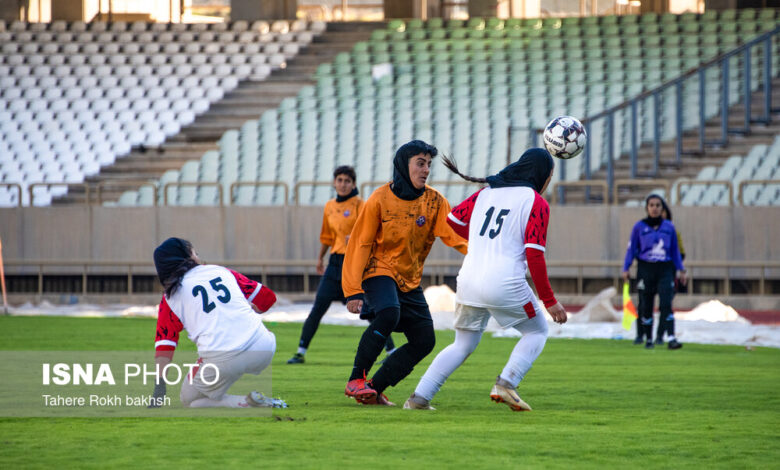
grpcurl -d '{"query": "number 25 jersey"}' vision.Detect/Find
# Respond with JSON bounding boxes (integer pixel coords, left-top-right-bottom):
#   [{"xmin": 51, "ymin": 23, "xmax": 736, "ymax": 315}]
[
  {"xmin": 448, "ymin": 186, "xmax": 550, "ymax": 309},
  {"xmin": 155, "ymin": 264, "xmax": 276, "ymax": 356}
]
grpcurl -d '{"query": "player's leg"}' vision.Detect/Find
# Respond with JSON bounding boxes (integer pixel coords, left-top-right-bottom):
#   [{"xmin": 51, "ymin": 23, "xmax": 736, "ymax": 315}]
[
  {"xmin": 346, "ymin": 276, "xmax": 401, "ymax": 401},
  {"xmin": 407, "ymin": 304, "xmax": 489, "ymax": 409},
  {"xmin": 366, "ymin": 287, "xmax": 435, "ymax": 405},
  {"xmin": 490, "ymin": 301, "xmax": 548, "ymax": 411},
  {"xmin": 658, "ymin": 264, "xmax": 682, "ymax": 349},
  {"xmin": 636, "ymin": 261, "xmax": 656, "ymax": 348},
  {"xmin": 181, "ymin": 357, "xmax": 247, "ymax": 408},
  {"xmin": 360, "ymin": 303, "xmax": 397, "ymax": 355},
  {"xmin": 288, "ymin": 266, "xmax": 341, "ymax": 363},
  {"xmin": 187, "ymin": 334, "xmax": 284, "ymax": 408}
]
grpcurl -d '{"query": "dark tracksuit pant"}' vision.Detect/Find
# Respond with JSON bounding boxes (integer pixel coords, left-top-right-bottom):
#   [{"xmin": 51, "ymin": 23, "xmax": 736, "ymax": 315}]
[
  {"xmin": 298, "ymin": 254, "xmax": 394, "ymax": 352},
  {"xmin": 635, "ymin": 260, "xmax": 676, "ymax": 342},
  {"xmin": 349, "ymin": 275, "xmax": 435, "ymax": 394}
]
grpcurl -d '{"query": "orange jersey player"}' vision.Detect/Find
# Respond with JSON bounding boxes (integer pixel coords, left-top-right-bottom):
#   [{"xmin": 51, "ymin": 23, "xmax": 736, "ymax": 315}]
[
  {"xmin": 287, "ymin": 166, "xmax": 394, "ymax": 364},
  {"xmin": 342, "ymin": 140, "xmax": 467, "ymax": 406}
]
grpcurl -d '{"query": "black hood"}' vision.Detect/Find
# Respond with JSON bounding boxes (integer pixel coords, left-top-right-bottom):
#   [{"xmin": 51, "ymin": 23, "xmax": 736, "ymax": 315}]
[
  {"xmin": 486, "ymin": 147, "xmax": 554, "ymax": 193},
  {"xmin": 153, "ymin": 237, "xmax": 195, "ymax": 286},
  {"xmin": 391, "ymin": 140, "xmax": 438, "ymax": 201}
]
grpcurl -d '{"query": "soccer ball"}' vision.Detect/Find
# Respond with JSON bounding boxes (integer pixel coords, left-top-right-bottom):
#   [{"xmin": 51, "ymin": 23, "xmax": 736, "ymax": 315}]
[{"xmin": 543, "ymin": 116, "xmax": 587, "ymax": 160}]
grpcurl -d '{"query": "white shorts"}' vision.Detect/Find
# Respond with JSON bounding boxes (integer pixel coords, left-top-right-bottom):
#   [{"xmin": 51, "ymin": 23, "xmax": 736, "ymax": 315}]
[
  {"xmin": 454, "ymin": 299, "xmax": 543, "ymax": 331},
  {"xmin": 181, "ymin": 331, "xmax": 276, "ymax": 404}
]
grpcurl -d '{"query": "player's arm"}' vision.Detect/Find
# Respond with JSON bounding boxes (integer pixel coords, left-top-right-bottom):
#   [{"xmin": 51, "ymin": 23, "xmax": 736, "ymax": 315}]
[
  {"xmin": 524, "ymin": 194, "xmax": 566, "ymax": 324},
  {"xmin": 150, "ymin": 297, "xmax": 183, "ymax": 406},
  {"xmin": 342, "ymin": 196, "xmax": 381, "ymax": 311},
  {"xmin": 446, "ymin": 188, "xmax": 483, "ymax": 240},
  {"xmin": 621, "ymin": 223, "xmax": 641, "ymax": 280},
  {"xmin": 668, "ymin": 225, "xmax": 686, "ymax": 285},
  {"xmin": 318, "ymin": 203, "xmax": 335, "ymax": 275},
  {"xmin": 229, "ymin": 269, "xmax": 277, "ymax": 312},
  {"xmin": 434, "ymin": 195, "xmax": 468, "ymax": 255},
  {"xmin": 154, "ymin": 296, "xmax": 183, "ymax": 360}
]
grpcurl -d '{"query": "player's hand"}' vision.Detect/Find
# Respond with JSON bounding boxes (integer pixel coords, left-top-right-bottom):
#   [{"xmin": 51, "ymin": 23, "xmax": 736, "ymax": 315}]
[
  {"xmin": 347, "ymin": 299, "xmax": 363, "ymax": 314},
  {"xmin": 148, "ymin": 381, "xmax": 166, "ymax": 408},
  {"xmin": 547, "ymin": 302, "xmax": 568, "ymax": 324},
  {"xmin": 316, "ymin": 259, "xmax": 325, "ymax": 275},
  {"xmin": 677, "ymin": 270, "xmax": 687, "ymax": 286},
  {"xmin": 621, "ymin": 271, "xmax": 630, "ymax": 282}
]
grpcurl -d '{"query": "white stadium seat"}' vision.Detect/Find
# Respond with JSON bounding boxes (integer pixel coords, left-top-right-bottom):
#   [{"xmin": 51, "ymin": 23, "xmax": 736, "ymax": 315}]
[{"xmin": 0, "ymin": 18, "xmax": 319, "ymax": 206}]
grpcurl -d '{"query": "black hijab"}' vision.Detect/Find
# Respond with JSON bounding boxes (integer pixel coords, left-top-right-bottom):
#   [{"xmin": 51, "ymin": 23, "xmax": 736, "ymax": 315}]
[
  {"xmin": 336, "ymin": 187, "xmax": 359, "ymax": 203},
  {"xmin": 643, "ymin": 194, "xmax": 668, "ymax": 228},
  {"xmin": 486, "ymin": 148, "xmax": 554, "ymax": 193},
  {"xmin": 391, "ymin": 140, "xmax": 438, "ymax": 201},
  {"xmin": 153, "ymin": 237, "xmax": 199, "ymax": 297}
]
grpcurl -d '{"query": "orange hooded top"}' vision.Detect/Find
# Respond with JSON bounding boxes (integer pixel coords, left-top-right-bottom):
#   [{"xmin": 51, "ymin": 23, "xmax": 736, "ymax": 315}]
[
  {"xmin": 320, "ymin": 196, "xmax": 363, "ymax": 255},
  {"xmin": 342, "ymin": 183, "xmax": 467, "ymax": 298}
]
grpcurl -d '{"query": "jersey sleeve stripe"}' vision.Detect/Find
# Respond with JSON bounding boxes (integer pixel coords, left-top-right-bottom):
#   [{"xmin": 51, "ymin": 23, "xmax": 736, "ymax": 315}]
[
  {"xmin": 447, "ymin": 212, "xmax": 468, "ymax": 226},
  {"xmin": 155, "ymin": 339, "xmax": 178, "ymax": 348},
  {"xmin": 247, "ymin": 283, "xmax": 262, "ymax": 303},
  {"xmin": 524, "ymin": 243, "xmax": 546, "ymax": 252}
]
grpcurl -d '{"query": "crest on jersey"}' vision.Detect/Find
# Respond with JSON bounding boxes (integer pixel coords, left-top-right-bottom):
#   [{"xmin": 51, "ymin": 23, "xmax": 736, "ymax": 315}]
[
  {"xmin": 416, "ymin": 216, "xmax": 426, "ymax": 227},
  {"xmin": 343, "ymin": 210, "xmax": 351, "ymax": 217}
]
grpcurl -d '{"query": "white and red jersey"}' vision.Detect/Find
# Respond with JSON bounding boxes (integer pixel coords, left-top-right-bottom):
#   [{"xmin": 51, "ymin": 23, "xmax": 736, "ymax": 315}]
[
  {"xmin": 154, "ymin": 265, "xmax": 277, "ymax": 357},
  {"xmin": 447, "ymin": 186, "xmax": 556, "ymax": 309}
]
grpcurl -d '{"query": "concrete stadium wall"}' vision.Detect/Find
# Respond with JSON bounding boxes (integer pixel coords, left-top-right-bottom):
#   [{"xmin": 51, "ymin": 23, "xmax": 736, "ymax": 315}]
[{"xmin": 2, "ymin": 206, "xmax": 779, "ymax": 274}]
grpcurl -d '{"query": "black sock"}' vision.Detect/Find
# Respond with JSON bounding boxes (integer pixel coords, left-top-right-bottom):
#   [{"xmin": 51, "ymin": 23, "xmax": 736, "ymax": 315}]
[{"xmin": 385, "ymin": 335, "xmax": 396, "ymax": 352}]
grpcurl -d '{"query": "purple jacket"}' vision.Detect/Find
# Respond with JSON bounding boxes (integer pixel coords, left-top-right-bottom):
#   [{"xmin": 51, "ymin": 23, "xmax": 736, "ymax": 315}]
[{"xmin": 623, "ymin": 219, "xmax": 685, "ymax": 272}]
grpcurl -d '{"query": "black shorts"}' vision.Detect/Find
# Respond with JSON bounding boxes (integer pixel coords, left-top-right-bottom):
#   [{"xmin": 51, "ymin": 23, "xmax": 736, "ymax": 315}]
[{"xmin": 359, "ymin": 275, "xmax": 433, "ymax": 330}]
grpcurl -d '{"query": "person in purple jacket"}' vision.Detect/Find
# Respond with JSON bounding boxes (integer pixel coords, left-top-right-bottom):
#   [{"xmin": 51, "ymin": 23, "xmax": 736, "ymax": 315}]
[{"xmin": 622, "ymin": 194, "xmax": 687, "ymax": 350}]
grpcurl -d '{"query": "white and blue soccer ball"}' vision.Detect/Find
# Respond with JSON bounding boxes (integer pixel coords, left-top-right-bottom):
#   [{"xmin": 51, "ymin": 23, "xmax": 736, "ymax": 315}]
[{"xmin": 543, "ymin": 116, "xmax": 587, "ymax": 160}]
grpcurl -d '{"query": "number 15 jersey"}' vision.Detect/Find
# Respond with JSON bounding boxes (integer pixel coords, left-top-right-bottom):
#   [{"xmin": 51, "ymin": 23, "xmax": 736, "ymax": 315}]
[{"xmin": 447, "ymin": 186, "xmax": 550, "ymax": 309}]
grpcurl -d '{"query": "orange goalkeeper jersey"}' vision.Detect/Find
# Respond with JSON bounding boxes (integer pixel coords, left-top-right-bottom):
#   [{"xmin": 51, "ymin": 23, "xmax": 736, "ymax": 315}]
[
  {"xmin": 342, "ymin": 183, "xmax": 468, "ymax": 296},
  {"xmin": 320, "ymin": 196, "xmax": 363, "ymax": 255}
]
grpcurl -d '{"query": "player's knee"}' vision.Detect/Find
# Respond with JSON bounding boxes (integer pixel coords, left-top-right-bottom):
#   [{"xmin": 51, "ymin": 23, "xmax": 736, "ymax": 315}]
[
  {"xmin": 414, "ymin": 331, "xmax": 436, "ymax": 358},
  {"xmin": 180, "ymin": 390, "xmax": 194, "ymax": 408}
]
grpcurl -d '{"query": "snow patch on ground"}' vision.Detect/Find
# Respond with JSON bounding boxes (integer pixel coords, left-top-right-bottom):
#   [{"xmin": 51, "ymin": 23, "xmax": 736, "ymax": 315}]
[{"xmin": 6, "ymin": 287, "xmax": 780, "ymax": 348}]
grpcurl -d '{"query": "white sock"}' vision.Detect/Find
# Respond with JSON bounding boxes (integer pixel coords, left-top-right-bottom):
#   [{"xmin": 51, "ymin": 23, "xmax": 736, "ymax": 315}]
[
  {"xmin": 188, "ymin": 394, "xmax": 247, "ymax": 408},
  {"xmin": 667, "ymin": 335, "xmax": 676, "ymax": 341},
  {"xmin": 297, "ymin": 347, "xmax": 307, "ymax": 355},
  {"xmin": 415, "ymin": 329, "xmax": 483, "ymax": 401},
  {"xmin": 499, "ymin": 314, "xmax": 549, "ymax": 389}
]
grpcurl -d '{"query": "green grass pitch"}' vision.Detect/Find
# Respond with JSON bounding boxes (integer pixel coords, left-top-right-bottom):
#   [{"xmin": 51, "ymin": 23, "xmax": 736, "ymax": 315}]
[{"xmin": 0, "ymin": 316, "xmax": 778, "ymax": 468}]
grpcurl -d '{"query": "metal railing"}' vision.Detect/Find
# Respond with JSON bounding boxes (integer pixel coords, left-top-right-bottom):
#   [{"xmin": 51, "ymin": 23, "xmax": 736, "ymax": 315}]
[
  {"xmin": 359, "ymin": 180, "xmax": 482, "ymax": 196},
  {"xmin": 0, "ymin": 183, "xmax": 23, "ymax": 208},
  {"xmin": 738, "ymin": 179, "xmax": 780, "ymax": 205},
  {"xmin": 96, "ymin": 180, "xmax": 158, "ymax": 206},
  {"xmin": 293, "ymin": 181, "xmax": 334, "ymax": 206},
  {"xmin": 4, "ymin": 259, "xmax": 779, "ymax": 298},
  {"xmin": 674, "ymin": 179, "xmax": 734, "ymax": 206},
  {"xmin": 551, "ymin": 180, "xmax": 609, "ymax": 205},
  {"xmin": 229, "ymin": 181, "xmax": 290, "ymax": 206},
  {"xmin": 162, "ymin": 182, "xmax": 224, "ymax": 207},
  {"xmin": 526, "ymin": 27, "xmax": 779, "ymax": 204},
  {"xmin": 613, "ymin": 179, "xmax": 672, "ymax": 205}
]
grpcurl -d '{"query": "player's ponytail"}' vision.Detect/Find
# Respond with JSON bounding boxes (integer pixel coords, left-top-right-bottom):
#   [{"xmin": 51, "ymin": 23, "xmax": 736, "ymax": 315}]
[{"xmin": 440, "ymin": 154, "xmax": 487, "ymax": 184}]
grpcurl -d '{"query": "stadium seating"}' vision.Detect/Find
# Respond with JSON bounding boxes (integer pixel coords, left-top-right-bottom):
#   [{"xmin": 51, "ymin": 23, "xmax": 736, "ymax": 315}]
[
  {"xmin": 121, "ymin": 10, "xmax": 779, "ymax": 207},
  {"xmin": 0, "ymin": 19, "xmax": 325, "ymax": 206},
  {"xmin": 672, "ymin": 136, "xmax": 780, "ymax": 206}
]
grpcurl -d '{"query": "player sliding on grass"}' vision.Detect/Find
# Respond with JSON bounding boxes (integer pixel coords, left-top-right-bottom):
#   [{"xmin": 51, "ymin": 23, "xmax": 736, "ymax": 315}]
[
  {"xmin": 405, "ymin": 148, "xmax": 567, "ymax": 411},
  {"xmin": 151, "ymin": 237, "xmax": 287, "ymax": 408},
  {"xmin": 287, "ymin": 166, "xmax": 395, "ymax": 364},
  {"xmin": 343, "ymin": 140, "xmax": 468, "ymax": 406}
]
